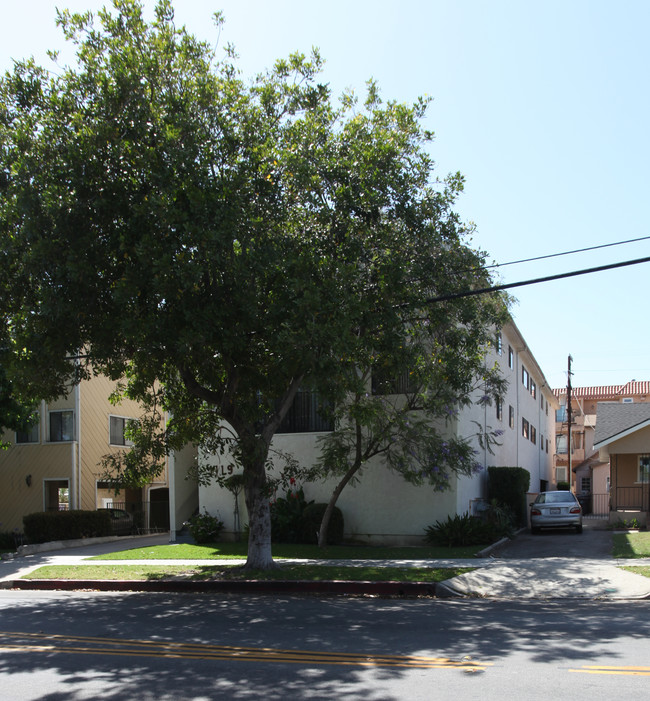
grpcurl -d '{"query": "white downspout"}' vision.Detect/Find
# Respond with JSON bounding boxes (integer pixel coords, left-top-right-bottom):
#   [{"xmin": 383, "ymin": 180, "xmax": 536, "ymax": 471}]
[
  {"xmin": 72, "ymin": 381, "xmax": 82, "ymax": 509},
  {"xmin": 168, "ymin": 450, "xmax": 176, "ymax": 542}
]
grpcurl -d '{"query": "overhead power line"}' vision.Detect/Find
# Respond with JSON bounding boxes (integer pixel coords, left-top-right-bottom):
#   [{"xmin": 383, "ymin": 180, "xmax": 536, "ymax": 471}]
[
  {"xmin": 428, "ymin": 255, "xmax": 650, "ymax": 304},
  {"xmin": 484, "ymin": 235, "xmax": 650, "ymax": 271}
]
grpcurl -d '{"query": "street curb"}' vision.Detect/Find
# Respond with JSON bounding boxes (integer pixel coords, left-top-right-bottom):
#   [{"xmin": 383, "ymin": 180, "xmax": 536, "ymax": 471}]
[{"xmin": 6, "ymin": 578, "xmax": 440, "ymax": 597}]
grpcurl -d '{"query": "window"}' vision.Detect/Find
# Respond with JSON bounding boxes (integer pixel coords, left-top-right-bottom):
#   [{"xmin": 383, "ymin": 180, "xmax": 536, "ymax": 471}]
[
  {"xmin": 276, "ymin": 389, "xmax": 334, "ymax": 434},
  {"xmin": 540, "ymin": 395, "xmax": 544, "ymax": 411},
  {"xmin": 556, "ymin": 406, "xmax": 567, "ymax": 422},
  {"xmin": 546, "ymin": 438, "xmax": 549, "ymax": 453},
  {"xmin": 540, "ymin": 432, "xmax": 544, "ymax": 451},
  {"xmin": 508, "ymin": 346, "xmax": 514, "ymax": 369},
  {"xmin": 530, "ymin": 380, "xmax": 536, "ymax": 399},
  {"xmin": 495, "ymin": 332, "xmax": 503, "ymax": 355},
  {"xmin": 49, "ymin": 410, "xmax": 74, "ymax": 442},
  {"xmin": 16, "ymin": 420, "xmax": 39, "ymax": 444},
  {"xmin": 530, "ymin": 425, "xmax": 537, "ymax": 445},
  {"xmin": 622, "ymin": 397, "xmax": 634, "ymax": 404},
  {"xmin": 522, "ymin": 366, "xmax": 529, "ymax": 390},
  {"xmin": 509, "ymin": 405, "xmax": 515, "ymax": 429},
  {"xmin": 496, "ymin": 398, "xmax": 503, "ymax": 421},
  {"xmin": 556, "ymin": 466, "xmax": 568, "ymax": 483},
  {"xmin": 638, "ymin": 455, "xmax": 650, "ymax": 482},
  {"xmin": 110, "ymin": 416, "xmax": 136, "ymax": 446},
  {"xmin": 572, "ymin": 432, "xmax": 584, "ymax": 451},
  {"xmin": 371, "ymin": 368, "xmax": 418, "ymax": 395},
  {"xmin": 580, "ymin": 477, "xmax": 591, "ymax": 493},
  {"xmin": 556, "ymin": 434, "xmax": 568, "ymax": 454},
  {"xmin": 522, "ymin": 417, "xmax": 529, "ymax": 440}
]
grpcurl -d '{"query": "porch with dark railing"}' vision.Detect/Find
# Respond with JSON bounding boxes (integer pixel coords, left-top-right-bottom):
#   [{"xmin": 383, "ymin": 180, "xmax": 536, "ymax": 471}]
[{"xmin": 610, "ymin": 486, "xmax": 650, "ymax": 512}]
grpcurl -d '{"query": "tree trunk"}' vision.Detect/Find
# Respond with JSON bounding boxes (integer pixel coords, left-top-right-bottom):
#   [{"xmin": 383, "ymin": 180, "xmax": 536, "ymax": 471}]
[
  {"xmin": 242, "ymin": 459, "xmax": 278, "ymax": 570},
  {"xmin": 318, "ymin": 460, "xmax": 361, "ymax": 548}
]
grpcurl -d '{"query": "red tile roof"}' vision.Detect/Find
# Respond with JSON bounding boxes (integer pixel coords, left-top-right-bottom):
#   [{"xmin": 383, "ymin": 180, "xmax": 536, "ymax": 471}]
[{"xmin": 553, "ymin": 381, "xmax": 650, "ymax": 399}]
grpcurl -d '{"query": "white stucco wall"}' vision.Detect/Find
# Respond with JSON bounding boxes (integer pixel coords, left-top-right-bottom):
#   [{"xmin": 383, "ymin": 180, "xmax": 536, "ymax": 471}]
[
  {"xmin": 199, "ymin": 430, "xmax": 459, "ymax": 546},
  {"xmin": 195, "ymin": 320, "xmax": 557, "ymax": 546}
]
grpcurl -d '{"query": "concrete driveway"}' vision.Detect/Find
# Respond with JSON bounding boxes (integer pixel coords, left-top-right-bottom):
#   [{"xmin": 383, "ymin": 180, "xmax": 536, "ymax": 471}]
[
  {"xmin": 491, "ymin": 521, "xmax": 614, "ymax": 559},
  {"xmin": 437, "ymin": 521, "xmax": 650, "ymax": 599}
]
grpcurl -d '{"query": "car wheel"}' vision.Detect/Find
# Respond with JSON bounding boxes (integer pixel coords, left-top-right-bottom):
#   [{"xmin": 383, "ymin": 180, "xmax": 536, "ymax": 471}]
[{"xmin": 531, "ymin": 526, "xmax": 540, "ymax": 535}]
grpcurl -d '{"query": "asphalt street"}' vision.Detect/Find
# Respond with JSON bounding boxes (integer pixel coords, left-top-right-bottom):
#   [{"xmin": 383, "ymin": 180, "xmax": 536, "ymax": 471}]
[{"xmin": 1, "ymin": 589, "xmax": 649, "ymax": 700}]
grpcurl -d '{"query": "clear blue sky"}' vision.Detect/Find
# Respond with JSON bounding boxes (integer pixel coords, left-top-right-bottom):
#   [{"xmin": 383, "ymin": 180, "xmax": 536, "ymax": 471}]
[{"xmin": 2, "ymin": 0, "xmax": 649, "ymax": 390}]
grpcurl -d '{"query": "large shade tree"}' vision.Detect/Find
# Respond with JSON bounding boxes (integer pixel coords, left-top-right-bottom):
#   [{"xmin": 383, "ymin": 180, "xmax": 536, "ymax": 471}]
[{"xmin": 0, "ymin": 0, "xmax": 507, "ymax": 567}]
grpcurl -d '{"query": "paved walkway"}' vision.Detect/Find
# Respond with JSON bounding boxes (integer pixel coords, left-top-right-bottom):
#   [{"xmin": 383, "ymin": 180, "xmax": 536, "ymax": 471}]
[{"xmin": 2, "ymin": 534, "xmax": 650, "ymax": 599}]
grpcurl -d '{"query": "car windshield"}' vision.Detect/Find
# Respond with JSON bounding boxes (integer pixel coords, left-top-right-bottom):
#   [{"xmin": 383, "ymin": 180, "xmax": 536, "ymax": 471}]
[{"xmin": 535, "ymin": 492, "xmax": 576, "ymax": 504}]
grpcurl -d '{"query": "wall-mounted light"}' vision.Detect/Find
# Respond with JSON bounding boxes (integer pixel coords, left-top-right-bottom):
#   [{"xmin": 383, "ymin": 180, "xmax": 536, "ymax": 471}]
[{"xmin": 25, "ymin": 474, "xmax": 32, "ymax": 487}]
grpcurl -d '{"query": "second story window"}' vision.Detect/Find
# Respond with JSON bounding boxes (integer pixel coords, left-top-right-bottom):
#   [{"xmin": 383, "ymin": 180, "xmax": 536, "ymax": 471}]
[
  {"xmin": 110, "ymin": 416, "xmax": 136, "ymax": 446},
  {"xmin": 16, "ymin": 418, "xmax": 39, "ymax": 444},
  {"xmin": 49, "ymin": 410, "xmax": 74, "ymax": 442},
  {"xmin": 276, "ymin": 389, "xmax": 334, "ymax": 434}
]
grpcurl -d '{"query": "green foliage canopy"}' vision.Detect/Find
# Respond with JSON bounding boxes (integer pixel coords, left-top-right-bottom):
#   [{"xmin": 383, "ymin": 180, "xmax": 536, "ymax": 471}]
[{"xmin": 0, "ymin": 0, "xmax": 507, "ymax": 566}]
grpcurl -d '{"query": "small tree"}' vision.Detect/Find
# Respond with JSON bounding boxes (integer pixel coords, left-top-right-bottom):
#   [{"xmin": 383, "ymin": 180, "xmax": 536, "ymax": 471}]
[{"xmin": 306, "ymin": 333, "xmax": 508, "ymax": 548}]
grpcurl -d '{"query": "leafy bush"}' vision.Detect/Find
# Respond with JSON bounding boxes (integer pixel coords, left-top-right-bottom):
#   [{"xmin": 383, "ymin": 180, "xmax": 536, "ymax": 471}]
[
  {"xmin": 0, "ymin": 530, "xmax": 22, "ymax": 551},
  {"xmin": 482, "ymin": 499, "xmax": 516, "ymax": 538},
  {"xmin": 488, "ymin": 466, "xmax": 531, "ymax": 526},
  {"xmin": 301, "ymin": 503, "xmax": 344, "ymax": 545},
  {"xmin": 270, "ymin": 487, "xmax": 313, "ymax": 543},
  {"xmin": 557, "ymin": 481, "xmax": 570, "ymax": 491},
  {"xmin": 424, "ymin": 513, "xmax": 503, "ymax": 547},
  {"xmin": 186, "ymin": 510, "xmax": 224, "ymax": 544},
  {"xmin": 23, "ymin": 510, "xmax": 112, "ymax": 544}
]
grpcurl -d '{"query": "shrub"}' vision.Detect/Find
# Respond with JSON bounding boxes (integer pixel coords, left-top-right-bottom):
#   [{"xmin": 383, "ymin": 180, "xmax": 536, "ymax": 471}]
[
  {"xmin": 482, "ymin": 499, "xmax": 516, "ymax": 539},
  {"xmin": 557, "ymin": 481, "xmax": 570, "ymax": 491},
  {"xmin": 186, "ymin": 510, "xmax": 224, "ymax": 544},
  {"xmin": 301, "ymin": 503, "xmax": 345, "ymax": 545},
  {"xmin": 0, "ymin": 530, "xmax": 21, "ymax": 551},
  {"xmin": 424, "ymin": 513, "xmax": 503, "ymax": 547},
  {"xmin": 23, "ymin": 510, "xmax": 112, "ymax": 544},
  {"xmin": 270, "ymin": 487, "xmax": 313, "ymax": 543},
  {"xmin": 488, "ymin": 466, "xmax": 531, "ymax": 526}
]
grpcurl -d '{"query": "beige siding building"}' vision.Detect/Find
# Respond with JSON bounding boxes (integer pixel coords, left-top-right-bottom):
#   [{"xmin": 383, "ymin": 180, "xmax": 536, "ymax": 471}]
[{"xmin": 0, "ymin": 373, "xmax": 169, "ymax": 533}]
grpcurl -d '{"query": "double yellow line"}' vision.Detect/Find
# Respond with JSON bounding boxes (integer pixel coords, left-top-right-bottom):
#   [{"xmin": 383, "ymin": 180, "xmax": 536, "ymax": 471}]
[
  {"xmin": 570, "ymin": 665, "xmax": 650, "ymax": 677},
  {"xmin": 0, "ymin": 631, "xmax": 491, "ymax": 670}
]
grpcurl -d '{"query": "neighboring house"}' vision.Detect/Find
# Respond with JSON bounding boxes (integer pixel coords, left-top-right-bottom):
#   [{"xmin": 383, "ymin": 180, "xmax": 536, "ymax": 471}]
[
  {"xmin": 0, "ymin": 373, "xmax": 178, "ymax": 534},
  {"xmin": 552, "ymin": 381, "xmax": 650, "ymax": 514},
  {"xmin": 194, "ymin": 319, "xmax": 558, "ymax": 546},
  {"xmin": 592, "ymin": 401, "xmax": 650, "ymax": 526}
]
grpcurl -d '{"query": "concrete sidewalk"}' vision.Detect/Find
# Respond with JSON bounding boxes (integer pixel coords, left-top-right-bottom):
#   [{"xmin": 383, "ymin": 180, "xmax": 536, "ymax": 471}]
[{"xmin": 2, "ymin": 534, "xmax": 650, "ymax": 599}]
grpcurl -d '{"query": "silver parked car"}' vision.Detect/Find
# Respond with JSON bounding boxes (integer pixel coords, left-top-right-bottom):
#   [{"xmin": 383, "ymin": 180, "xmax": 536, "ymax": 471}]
[{"xmin": 530, "ymin": 491, "xmax": 583, "ymax": 534}]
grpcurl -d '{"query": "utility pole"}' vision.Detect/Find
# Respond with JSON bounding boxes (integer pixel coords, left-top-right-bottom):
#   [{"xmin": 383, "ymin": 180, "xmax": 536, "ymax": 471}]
[{"xmin": 567, "ymin": 354, "xmax": 573, "ymax": 490}]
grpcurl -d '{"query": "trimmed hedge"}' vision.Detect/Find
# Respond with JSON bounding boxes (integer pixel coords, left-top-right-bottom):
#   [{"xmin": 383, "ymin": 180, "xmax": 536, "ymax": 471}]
[
  {"xmin": 301, "ymin": 503, "xmax": 344, "ymax": 545},
  {"xmin": 23, "ymin": 510, "xmax": 112, "ymax": 544},
  {"xmin": 487, "ymin": 466, "xmax": 531, "ymax": 527}
]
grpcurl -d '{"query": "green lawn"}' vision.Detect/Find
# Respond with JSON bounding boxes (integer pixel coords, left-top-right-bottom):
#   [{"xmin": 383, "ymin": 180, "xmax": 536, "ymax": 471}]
[
  {"xmin": 612, "ymin": 531, "xmax": 650, "ymax": 559},
  {"xmin": 621, "ymin": 566, "xmax": 650, "ymax": 579},
  {"xmin": 89, "ymin": 542, "xmax": 484, "ymax": 561},
  {"xmin": 24, "ymin": 564, "xmax": 473, "ymax": 583}
]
